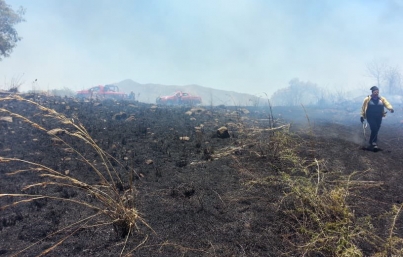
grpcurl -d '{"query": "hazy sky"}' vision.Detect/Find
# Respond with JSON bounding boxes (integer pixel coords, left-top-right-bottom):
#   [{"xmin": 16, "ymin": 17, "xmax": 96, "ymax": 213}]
[{"xmin": 2, "ymin": 0, "xmax": 403, "ymax": 95}]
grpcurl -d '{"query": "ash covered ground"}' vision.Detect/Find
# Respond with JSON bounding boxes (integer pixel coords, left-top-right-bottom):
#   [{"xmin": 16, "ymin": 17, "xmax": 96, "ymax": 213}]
[{"xmin": 1, "ymin": 95, "xmax": 403, "ymax": 256}]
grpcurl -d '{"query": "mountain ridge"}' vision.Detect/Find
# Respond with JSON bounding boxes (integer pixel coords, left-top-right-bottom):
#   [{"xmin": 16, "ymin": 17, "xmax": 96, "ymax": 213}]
[{"xmin": 115, "ymin": 79, "xmax": 264, "ymax": 106}]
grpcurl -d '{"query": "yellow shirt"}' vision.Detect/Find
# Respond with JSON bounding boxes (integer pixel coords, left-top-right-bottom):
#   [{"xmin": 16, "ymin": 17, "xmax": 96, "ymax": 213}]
[{"xmin": 361, "ymin": 95, "xmax": 393, "ymax": 119}]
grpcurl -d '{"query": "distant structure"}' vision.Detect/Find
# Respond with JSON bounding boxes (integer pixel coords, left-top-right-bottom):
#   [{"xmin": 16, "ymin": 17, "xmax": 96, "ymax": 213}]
[{"xmin": 129, "ymin": 91, "xmax": 136, "ymax": 101}]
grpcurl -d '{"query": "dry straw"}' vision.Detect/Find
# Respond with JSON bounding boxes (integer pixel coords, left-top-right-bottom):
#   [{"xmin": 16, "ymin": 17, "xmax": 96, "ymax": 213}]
[{"xmin": 0, "ymin": 95, "xmax": 152, "ymax": 256}]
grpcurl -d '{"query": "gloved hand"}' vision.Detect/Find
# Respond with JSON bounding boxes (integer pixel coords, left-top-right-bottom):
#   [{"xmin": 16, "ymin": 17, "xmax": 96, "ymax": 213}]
[
  {"xmin": 360, "ymin": 117, "xmax": 364, "ymax": 123},
  {"xmin": 390, "ymin": 109, "xmax": 395, "ymax": 113}
]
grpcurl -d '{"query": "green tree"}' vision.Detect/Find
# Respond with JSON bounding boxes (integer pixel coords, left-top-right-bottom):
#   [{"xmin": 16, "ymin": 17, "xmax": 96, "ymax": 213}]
[{"xmin": 0, "ymin": 0, "xmax": 25, "ymax": 60}]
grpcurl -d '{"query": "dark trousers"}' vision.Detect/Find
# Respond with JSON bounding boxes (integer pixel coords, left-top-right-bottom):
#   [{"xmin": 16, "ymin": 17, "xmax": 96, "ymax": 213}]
[{"xmin": 367, "ymin": 116, "xmax": 382, "ymax": 145}]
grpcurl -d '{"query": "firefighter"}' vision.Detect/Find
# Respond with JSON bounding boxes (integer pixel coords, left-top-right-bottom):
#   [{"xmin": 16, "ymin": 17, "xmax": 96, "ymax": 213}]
[{"xmin": 360, "ymin": 86, "xmax": 394, "ymax": 149}]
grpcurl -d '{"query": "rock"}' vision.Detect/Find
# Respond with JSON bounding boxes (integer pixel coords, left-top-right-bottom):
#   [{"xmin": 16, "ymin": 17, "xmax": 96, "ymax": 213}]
[
  {"xmin": 190, "ymin": 107, "xmax": 205, "ymax": 114},
  {"xmin": 241, "ymin": 108, "xmax": 250, "ymax": 114},
  {"xmin": 194, "ymin": 125, "xmax": 204, "ymax": 131},
  {"xmin": 217, "ymin": 126, "xmax": 230, "ymax": 138},
  {"xmin": 112, "ymin": 112, "xmax": 128, "ymax": 120},
  {"xmin": 47, "ymin": 128, "xmax": 67, "ymax": 135},
  {"xmin": 125, "ymin": 115, "xmax": 135, "ymax": 122}
]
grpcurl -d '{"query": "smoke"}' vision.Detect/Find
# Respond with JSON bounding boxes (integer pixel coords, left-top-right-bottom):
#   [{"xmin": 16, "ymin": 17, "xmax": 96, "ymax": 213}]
[{"xmin": 2, "ymin": 0, "xmax": 403, "ymax": 95}]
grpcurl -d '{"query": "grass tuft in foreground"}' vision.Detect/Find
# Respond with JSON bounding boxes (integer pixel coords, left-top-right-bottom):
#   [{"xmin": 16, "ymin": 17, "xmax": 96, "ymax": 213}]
[{"xmin": 0, "ymin": 95, "xmax": 152, "ymax": 256}]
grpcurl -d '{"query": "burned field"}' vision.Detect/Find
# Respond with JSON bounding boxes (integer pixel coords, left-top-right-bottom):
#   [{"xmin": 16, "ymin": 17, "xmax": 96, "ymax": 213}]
[{"xmin": 1, "ymin": 95, "xmax": 403, "ymax": 256}]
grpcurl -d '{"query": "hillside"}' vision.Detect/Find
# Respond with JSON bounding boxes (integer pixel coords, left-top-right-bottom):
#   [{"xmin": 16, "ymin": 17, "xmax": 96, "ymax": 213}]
[{"xmin": 116, "ymin": 79, "xmax": 263, "ymax": 106}]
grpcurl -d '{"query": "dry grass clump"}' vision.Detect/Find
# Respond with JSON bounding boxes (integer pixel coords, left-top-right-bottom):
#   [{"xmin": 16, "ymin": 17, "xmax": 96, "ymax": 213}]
[
  {"xmin": 373, "ymin": 202, "xmax": 403, "ymax": 257},
  {"xmin": 277, "ymin": 171, "xmax": 374, "ymax": 257},
  {"xmin": 0, "ymin": 95, "xmax": 150, "ymax": 256},
  {"xmin": 244, "ymin": 127, "xmax": 403, "ymax": 256}
]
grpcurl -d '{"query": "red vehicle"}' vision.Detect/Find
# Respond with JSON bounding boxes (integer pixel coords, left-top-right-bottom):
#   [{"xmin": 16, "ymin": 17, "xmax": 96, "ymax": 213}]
[
  {"xmin": 76, "ymin": 85, "xmax": 127, "ymax": 99},
  {"xmin": 156, "ymin": 91, "xmax": 202, "ymax": 105}
]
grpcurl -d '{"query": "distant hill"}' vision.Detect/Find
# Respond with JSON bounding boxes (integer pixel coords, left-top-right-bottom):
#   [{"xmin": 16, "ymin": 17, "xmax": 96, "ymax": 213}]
[{"xmin": 115, "ymin": 79, "xmax": 265, "ymax": 106}]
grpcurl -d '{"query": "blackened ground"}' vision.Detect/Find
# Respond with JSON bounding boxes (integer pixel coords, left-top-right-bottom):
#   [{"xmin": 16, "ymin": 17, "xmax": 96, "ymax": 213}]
[{"xmin": 1, "ymin": 96, "xmax": 403, "ymax": 256}]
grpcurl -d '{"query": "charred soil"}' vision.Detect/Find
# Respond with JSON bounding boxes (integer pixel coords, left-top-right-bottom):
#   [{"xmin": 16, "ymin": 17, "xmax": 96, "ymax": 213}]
[{"xmin": 1, "ymin": 95, "xmax": 403, "ymax": 256}]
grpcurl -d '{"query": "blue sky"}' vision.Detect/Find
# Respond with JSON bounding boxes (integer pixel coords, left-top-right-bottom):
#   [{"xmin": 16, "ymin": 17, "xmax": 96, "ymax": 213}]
[{"xmin": 2, "ymin": 0, "xmax": 403, "ymax": 95}]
